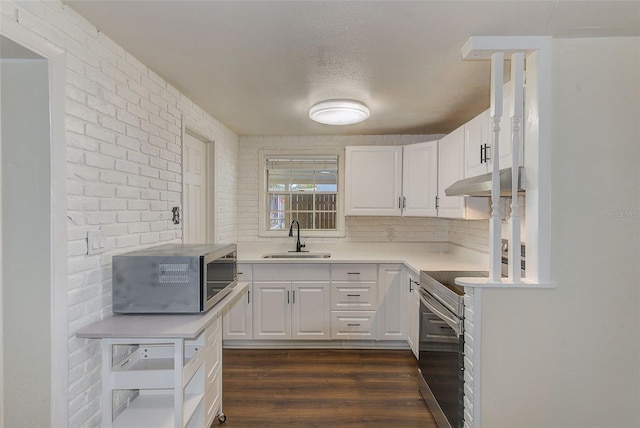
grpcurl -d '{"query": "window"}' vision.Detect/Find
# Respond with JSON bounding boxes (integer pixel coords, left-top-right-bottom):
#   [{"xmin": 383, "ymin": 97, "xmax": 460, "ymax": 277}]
[{"xmin": 259, "ymin": 151, "xmax": 344, "ymax": 237}]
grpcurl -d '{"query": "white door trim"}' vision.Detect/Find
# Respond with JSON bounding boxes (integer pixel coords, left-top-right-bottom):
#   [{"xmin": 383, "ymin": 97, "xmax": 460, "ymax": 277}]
[
  {"xmin": 1, "ymin": 15, "xmax": 68, "ymax": 428},
  {"xmin": 182, "ymin": 119, "xmax": 216, "ymax": 243}
]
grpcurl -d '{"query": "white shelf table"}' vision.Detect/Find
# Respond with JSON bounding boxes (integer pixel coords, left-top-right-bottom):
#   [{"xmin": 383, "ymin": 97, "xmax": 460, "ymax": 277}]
[{"xmin": 77, "ymin": 282, "xmax": 248, "ymax": 428}]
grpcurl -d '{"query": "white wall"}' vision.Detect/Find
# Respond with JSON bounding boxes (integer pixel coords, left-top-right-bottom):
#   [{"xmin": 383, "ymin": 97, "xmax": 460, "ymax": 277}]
[
  {"xmin": 480, "ymin": 37, "xmax": 640, "ymax": 427},
  {"xmin": 0, "ymin": 1, "xmax": 239, "ymax": 426}
]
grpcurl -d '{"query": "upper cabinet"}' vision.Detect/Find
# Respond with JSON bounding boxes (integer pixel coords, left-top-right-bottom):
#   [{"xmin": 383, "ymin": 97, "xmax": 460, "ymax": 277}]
[
  {"xmin": 464, "ymin": 110, "xmax": 491, "ymax": 178},
  {"xmin": 438, "ymin": 126, "xmax": 490, "ymax": 219},
  {"xmin": 402, "ymin": 142, "xmax": 438, "ymax": 217},
  {"xmin": 345, "ymin": 146, "xmax": 403, "ymax": 216},
  {"xmin": 345, "ymin": 143, "xmax": 437, "ymax": 217},
  {"xmin": 465, "ymin": 81, "xmax": 525, "ymax": 176}
]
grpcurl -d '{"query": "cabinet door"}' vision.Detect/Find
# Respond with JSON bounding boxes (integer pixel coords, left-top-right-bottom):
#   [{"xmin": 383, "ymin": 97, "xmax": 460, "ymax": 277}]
[
  {"xmin": 222, "ymin": 286, "xmax": 252, "ymax": 340},
  {"xmin": 464, "ymin": 110, "xmax": 491, "ymax": 178},
  {"xmin": 345, "ymin": 146, "xmax": 403, "ymax": 216},
  {"xmin": 224, "ymin": 265, "xmax": 253, "ymax": 340},
  {"xmin": 253, "ymin": 282, "xmax": 291, "ymax": 339},
  {"xmin": 377, "ymin": 264, "xmax": 406, "ymax": 341},
  {"xmin": 402, "ymin": 141, "xmax": 438, "ymax": 217},
  {"xmin": 437, "ymin": 129, "xmax": 465, "ymax": 218},
  {"xmin": 291, "ymin": 282, "xmax": 331, "ymax": 340},
  {"xmin": 407, "ymin": 279, "xmax": 420, "ymax": 359}
]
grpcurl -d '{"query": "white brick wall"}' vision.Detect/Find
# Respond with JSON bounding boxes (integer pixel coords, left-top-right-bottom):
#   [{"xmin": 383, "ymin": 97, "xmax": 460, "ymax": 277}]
[
  {"xmin": 463, "ymin": 288, "xmax": 476, "ymax": 428},
  {"xmin": 238, "ymin": 134, "xmax": 453, "ymax": 243},
  {"xmin": 1, "ymin": 2, "xmax": 238, "ymax": 426}
]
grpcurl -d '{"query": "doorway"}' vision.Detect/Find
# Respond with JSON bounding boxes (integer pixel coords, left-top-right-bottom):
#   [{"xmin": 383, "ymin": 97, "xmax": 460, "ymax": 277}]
[
  {"xmin": 182, "ymin": 128, "xmax": 214, "ymax": 244},
  {"xmin": 0, "ymin": 31, "xmax": 67, "ymax": 428}
]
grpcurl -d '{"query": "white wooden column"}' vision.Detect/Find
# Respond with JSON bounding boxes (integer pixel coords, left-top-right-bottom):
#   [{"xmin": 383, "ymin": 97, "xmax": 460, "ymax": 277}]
[
  {"xmin": 489, "ymin": 52, "xmax": 504, "ymax": 282},
  {"xmin": 508, "ymin": 52, "xmax": 525, "ymax": 281}
]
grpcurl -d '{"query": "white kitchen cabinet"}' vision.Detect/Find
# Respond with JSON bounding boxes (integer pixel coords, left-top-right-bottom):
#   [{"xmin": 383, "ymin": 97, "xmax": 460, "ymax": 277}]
[
  {"xmin": 253, "ymin": 281, "xmax": 290, "ymax": 339},
  {"xmin": 437, "ymin": 128, "xmax": 490, "ymax": 219},
  {"xmin": 464, "ymin": 110, "xmax": 491, "ymax": 178},
  {"xmin": 377, "ymin": 264, "xmax": 406, "ymax": 341},
  {"xmin": 406, "ymin": 269, "xmax": 420, "ymax": 359},
  {"xmin": 345, "ymin": 146, "xmax": 403, "ymax": 216},
  {"xmin": 223, "ymin": 264, "xmax": 252, "ymax": 340},
  {"xmin": 465, "ymin": 82, "xmax": 524, "ymax": 176},
  {"xmin": 345, "ymin": 143, "xmax": 438, "ymax": 217},
  {"xmin": 252, "ymin": 264, "xmax": 331, "ymax": 340},
  {"xmin": 330, "ymin": 263, "xmax": 378, "ymax": 340},
  {"xmin": 291, "ymin": 282, "xmax": 331, "ymax": 339},
  {"xmin": 402, "ymin": 141, "xmax": 438, "ymax": 216}
]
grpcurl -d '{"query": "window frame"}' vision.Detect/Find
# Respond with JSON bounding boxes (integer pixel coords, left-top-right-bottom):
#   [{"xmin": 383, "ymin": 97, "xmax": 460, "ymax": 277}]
[{"xmin": 258, "ymin": 149, "xmax": 345, "ymax": 238}]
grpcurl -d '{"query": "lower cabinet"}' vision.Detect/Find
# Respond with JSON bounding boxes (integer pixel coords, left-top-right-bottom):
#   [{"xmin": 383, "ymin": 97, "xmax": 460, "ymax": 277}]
[
  {"xmin": 227, "ymin": 263, "xmax": 415, "ymax": 347},
  {"xmin": 330, "ymin": 264, "xmax": 378, "ymax": 340},
  {"xmin": 223, "ymin": 264, "xmax": 253, "ymax": 340},
  {"xmin": 406, "ymin": 270, "xmax": 420, "ymax": 359},
  {"xmin": 377, "ymin": 264, "xmax": 407, "ymax": 341},
  {"xmin": 252, "ymin": 264, "xmax": 331, "ymax": 340},
  {"xmin": 253, "ymin": 281, "xmax": 331, "ymax": 340}
]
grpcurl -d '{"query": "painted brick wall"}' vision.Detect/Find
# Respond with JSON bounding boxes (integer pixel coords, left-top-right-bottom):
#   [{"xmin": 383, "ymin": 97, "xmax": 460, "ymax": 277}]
[
  {"xmin": 463, "ymin": 288, "xmax": 476, "ymax": 428},
  {"xmin": 238, "ymin": 134, "xmax": 453, "ymax": 243},
  {"xmin": 0, "ymin": 2, "xmax": 238, "ymax": 426}
]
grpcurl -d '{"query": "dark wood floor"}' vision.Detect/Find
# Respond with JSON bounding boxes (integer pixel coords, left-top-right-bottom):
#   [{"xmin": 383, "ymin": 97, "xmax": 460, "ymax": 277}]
[{"xmin": 216, "ymin": 349, "xmax": 436, "ymax": 427}]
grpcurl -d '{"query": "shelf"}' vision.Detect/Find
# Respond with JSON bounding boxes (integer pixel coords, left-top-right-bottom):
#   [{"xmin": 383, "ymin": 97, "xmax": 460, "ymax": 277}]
[
  {"xmin": 111, "ymin": 344, "xmax": 204, "ymax": 390},
  {"xmin": 112, "ymin": 392, "xmax": 204, "ymax": 428}
]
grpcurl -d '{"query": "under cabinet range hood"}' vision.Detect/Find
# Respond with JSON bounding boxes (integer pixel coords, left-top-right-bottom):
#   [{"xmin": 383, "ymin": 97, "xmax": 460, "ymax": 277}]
[{"xmin": 445, "ymin": 167, "xmax": 525, "ymax": 197}]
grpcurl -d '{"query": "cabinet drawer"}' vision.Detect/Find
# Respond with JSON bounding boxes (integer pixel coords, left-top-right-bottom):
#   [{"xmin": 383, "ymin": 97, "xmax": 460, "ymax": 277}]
[
  {"xmin": 331, "ymin": 311, "xmax": 377, "ymax": 340},
  {"xmin": 331, "ymin": 283, "xmax": 377, "ymax": 310},
  {"xmin": 331, "ymin": 264, "xmax": 377, "ymax": 281}
]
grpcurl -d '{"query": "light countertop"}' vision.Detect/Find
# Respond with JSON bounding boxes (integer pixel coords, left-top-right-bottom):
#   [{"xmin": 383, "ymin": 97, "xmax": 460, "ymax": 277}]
[
  {"xmin": 76, "ymin": 282, "xmax": 249, "ymax": 339},
  {"xmin": 236, "ymin": 242, "xmax": 489, "ymax": 274}
]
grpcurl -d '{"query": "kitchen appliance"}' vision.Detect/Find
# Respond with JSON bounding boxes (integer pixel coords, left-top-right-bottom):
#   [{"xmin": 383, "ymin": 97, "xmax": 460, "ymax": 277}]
[
  {"xmin": 418, "ymin": 270, "xmax": 484, "ymax": 428},
  {"xmin": 112, "ymin": 243, "xmax": 237, "ymax": 314},
  {"xmin": 417, "ymin": 241, "xmax": 525, "ymax": 427},
  {"xmin": 445, "ymin": 166, "xmax": 525, "ymax": 197}
]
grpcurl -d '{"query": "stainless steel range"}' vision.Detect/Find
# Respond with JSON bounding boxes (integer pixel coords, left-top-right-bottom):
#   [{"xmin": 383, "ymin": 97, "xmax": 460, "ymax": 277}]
[{"xmin": 417, "ymin": 270, "xmax": 487, "ymax": 428}]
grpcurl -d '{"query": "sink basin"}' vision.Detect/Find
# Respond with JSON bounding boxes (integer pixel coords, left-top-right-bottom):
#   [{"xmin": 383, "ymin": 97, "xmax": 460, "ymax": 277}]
[{"xmin": 262, "ymin": 252, "xmax": 331, "ymax": 259}]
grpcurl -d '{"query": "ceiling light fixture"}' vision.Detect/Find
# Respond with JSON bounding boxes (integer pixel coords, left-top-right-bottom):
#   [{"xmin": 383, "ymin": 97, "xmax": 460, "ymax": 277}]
[{"xmin": 309, "ymin": 99, "xmax": 370, "ymax": 125}]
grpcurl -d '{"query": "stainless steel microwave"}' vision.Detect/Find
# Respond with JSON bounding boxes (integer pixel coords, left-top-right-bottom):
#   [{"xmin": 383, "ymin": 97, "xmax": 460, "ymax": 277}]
[{"xmin": 112, "ymin": 243, "xmax": 237, "ymax": 314}]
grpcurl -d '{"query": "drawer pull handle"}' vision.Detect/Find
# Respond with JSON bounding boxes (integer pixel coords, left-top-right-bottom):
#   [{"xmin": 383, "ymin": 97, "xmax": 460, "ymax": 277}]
[
  {"xmin": 346, "ymin": 294, "xmax": 361, "ymax": 297},
  {"xmin": 347, "ymin": 272, "xmax": 361, "ymax": 275},
  {"xmin": 347, "ymin": 323, "xmax": 361, "ymax": 327}
]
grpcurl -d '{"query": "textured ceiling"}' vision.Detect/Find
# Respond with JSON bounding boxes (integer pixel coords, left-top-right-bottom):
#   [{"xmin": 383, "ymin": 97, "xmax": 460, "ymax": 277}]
[{"xmin": 64, "ymin": 1, "xmax": 640, "ymax": 136}]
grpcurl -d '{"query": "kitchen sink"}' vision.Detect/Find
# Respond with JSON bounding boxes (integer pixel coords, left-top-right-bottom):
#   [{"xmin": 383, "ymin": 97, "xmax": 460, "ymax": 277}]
[{"xmin": 261, "ymin": 252, "xmax": 331, "ymax": 259}]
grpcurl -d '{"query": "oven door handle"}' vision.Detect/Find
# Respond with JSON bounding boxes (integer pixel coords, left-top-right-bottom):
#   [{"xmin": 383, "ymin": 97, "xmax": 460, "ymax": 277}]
[{"xmin": 420, "ymin": 289, "xmax": 463, "ymax": 335}]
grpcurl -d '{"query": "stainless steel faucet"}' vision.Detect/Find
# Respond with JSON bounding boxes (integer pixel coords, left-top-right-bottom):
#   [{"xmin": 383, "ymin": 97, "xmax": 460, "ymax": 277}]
[{"xmin": 288, "ymin": 219, "xmax": 306, "ymax": 252}]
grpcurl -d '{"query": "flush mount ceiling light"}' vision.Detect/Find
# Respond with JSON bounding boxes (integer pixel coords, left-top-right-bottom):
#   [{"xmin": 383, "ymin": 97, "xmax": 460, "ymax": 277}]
[{"xmin": 309, "ymin": 99, "xmax": 370, "ymax": 125}]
